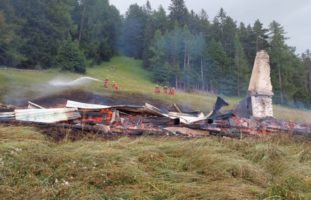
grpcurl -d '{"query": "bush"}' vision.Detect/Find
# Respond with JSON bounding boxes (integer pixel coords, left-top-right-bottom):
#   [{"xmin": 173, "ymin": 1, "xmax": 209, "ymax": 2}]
[{"xmin": 57, "ymin": 41, "xmax": 86, "ymax": 73}]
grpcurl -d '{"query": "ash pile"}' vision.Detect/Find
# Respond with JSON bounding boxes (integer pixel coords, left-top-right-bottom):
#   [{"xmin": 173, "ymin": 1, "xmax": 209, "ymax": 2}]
[{"xmin": 0, "ymin": 50, "xmax": 310, "ymax": 138}]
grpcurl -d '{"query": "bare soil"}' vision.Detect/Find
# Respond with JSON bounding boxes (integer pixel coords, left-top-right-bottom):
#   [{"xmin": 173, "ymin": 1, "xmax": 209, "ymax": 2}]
[{"xmin": 29, "ymin": 89, "xmax": 171, "ymax": 109}]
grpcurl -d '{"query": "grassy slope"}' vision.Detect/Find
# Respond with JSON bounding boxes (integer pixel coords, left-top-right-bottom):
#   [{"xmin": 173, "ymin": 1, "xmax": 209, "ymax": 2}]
[
  {"xmin": 0, "ymin": 126, "xmax": 310, "ymax": 199},
  {"xmin": 0, "ymin": 56, "xmax": 310, "ymax": 121}
]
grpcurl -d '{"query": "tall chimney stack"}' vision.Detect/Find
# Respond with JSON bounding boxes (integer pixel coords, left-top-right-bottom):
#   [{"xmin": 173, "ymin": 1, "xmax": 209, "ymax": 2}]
[{"xmin": 248, "ymin": 50, "xmax": 273, "ymax": 118}]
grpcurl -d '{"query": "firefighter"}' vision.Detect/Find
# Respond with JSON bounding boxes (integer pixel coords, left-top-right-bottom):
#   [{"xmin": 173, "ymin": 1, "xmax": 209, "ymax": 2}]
[
  {"xmin": 103, "ymin": 79, "xmax": 109, "ymax": 88},
  {"xmin": 154, "ymin": 84, "xmax": 160, "ymax": 94},
  {"xmin": 163, "ymin": 85, "xmax": 168, "ymax": 95},
  {"xmin": 169, "ymin": 87, "xmax": 175, "ymax": 96},
  {"xmin": 112, "ymin": 81, "xmax": 119, "ymax": 91}
]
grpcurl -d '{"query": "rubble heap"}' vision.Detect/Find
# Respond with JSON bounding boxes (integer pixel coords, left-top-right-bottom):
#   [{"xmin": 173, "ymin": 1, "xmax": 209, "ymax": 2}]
[{"xmin": 0, "ymin": 97, "xmax": 310, "ymax": 139}]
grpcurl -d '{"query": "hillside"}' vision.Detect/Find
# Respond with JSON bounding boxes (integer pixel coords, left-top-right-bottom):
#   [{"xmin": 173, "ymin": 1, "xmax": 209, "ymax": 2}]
[
  {"xmin": 2, "ymin": 0, "xmax": 310, "ymax": 104},
  {"xmin": 0, "ymin": 56, "xmax": 310, "ymax": 122}
]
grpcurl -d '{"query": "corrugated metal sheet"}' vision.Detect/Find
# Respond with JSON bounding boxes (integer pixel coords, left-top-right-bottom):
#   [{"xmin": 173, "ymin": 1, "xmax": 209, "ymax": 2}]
[
  {"xmin": 65, "ymin": 100, "xmax": 208, "ymax": 125},
  {"xmin": 66, "ymin": 100, "xmax": 111, "ymax": 109},
  {"xmin": 115, "ymin": 103, "xmax": 164, "ymax": 116},
  {"xmin": 0, "ymin": 112, "xmax": 15, "ymax": 120},
  {"xmin": 28, "ymin": 101, "xmax": 46, "ymax": 109},
  {"xmin": 15, "ymin": 108, "xmax": 81, "ymax": 123},
  {"xmin": 66, "ymin": 101, "xmax": 164, "ymax": 116},
  {"xmin": 168, "ymin": 112, "xmax": 207, "ymax": 124}
]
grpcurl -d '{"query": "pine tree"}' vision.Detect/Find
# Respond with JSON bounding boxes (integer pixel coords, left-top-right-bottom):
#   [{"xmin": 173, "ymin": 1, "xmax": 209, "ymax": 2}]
[
  {"xmin": 268, "ymin": 21, "xmax": 308, "ymax": 104},
  {"xmin": 73, "ymin": 0, "xmax": 121, "ymax": 63},
  {"xmin": 198, "ymin": 9, "xmax": 210, "ymax": 40},
  {"xmin": 152, "ymin": 6, "xmax": 168, "ymax": 33},
  {"xmin": 167, "ymin": 24, "xmax": 183, "ymax": 88},
  {"xmin": 234, "ymin": 34, "xmax": 250, "ymax": 96},
  {"xmin": 269, "ymin": 21, "xmax": 287, "ymax": 103},
  {"xmin": 253, "ymin": 19, "xmax": 269, "ymax": 51},
  {"xmin": 9, "ymin": 0, "xmax": 74, "ymax": 68},
  {"xmin": 212, "ymin": 9, "xmax": 237, "ymax": 58},
  {"xmin": 57, "ymin": 40, "xmax": 86, "ymax": 73},
  {"xmin": 121, "ymin": 4, "xmax": 147, "ymax": 59},
  {"xmin": 207, "ymin": 39, "xmax": 230, "ymax": 92},
  {"xmin": 149, "ymin": 30, "xmax": 171, "ymax": 83},
  {"xmin": 0, "ymin": 9, "xmax": 25, "ymax": 66},
  {"xmin": 242, "ymin": 24, "xmax": 257, "ymax": 66},
  {"xmin": 302, "ymin": 50, "xmax": 311, "ymax": 94},
  {"xmin": 168, "ymin": 0, "xmax": 188, "ymax": 26},
  {"xmin": 142, "ymin": 1, "xmax": 155, "ymax": 68}
]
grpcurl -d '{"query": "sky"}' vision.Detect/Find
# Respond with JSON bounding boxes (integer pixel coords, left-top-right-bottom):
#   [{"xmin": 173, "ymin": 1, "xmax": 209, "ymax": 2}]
[{"xmin": 109, "ymin": 0, "xmax": 311, "ymax": 54}]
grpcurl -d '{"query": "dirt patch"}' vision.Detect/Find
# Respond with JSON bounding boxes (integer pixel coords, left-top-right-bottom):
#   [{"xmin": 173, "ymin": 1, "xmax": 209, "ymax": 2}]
[
  {"xmin": 40, "ymin": 126, "xmax": 109, "ymax": 142},
  {"xmin": 27, "ymin": 89, "xmax": 195, "ymax": 112},
  {"xmin": 30, "ymin": 90, "xmax": 164, "ymax": 107},
  {"xmin": 0, "ymin": 121, "xmax": 181, "ymax": 142}
]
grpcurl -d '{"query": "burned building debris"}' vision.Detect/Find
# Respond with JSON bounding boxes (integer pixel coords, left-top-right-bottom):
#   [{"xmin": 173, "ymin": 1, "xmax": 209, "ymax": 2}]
[{"xmin": 0, "ymin": 95, "xmax": 310, "ymax": 139}]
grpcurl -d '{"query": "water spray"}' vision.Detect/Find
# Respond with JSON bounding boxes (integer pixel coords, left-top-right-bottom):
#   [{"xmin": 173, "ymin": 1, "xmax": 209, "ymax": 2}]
[{"xmin": 48, "ymin": 76, "xmax": 101, "ymax": 87}]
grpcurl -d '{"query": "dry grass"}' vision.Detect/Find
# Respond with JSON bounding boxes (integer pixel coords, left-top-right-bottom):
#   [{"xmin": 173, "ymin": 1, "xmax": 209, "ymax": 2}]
[
  {"xmin": 273, "ymin": 105, "xmax": 311, "ymax": 122},
  {"xmin": 0, "ymin": 125, "xmax": 310, "ymax": 199}
]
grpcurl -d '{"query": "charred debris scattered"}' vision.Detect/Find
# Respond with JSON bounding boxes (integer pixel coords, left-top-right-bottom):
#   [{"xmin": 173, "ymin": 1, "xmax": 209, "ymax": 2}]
[{"xmin": 0, "ymin": 96, "xmax": 310, "ymax": 140}]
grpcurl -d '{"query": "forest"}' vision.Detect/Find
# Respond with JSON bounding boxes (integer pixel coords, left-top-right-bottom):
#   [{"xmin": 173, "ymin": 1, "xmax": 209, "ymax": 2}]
[{"xmin": 0, "ymin": 0, "xmax": 310, "ymax": 105}]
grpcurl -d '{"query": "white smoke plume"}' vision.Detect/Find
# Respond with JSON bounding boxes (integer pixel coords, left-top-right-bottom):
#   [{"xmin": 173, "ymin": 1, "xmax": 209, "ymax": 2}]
[{"xmin": 48, "ymin": 76, "xmax": 101, "ymax": 87}]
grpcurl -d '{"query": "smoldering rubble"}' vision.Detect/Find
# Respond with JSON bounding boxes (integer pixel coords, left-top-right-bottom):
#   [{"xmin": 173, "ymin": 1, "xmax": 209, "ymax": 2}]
[{"xmin": 0, "ymin": 96, "xmax": 310, "ymax": 139}]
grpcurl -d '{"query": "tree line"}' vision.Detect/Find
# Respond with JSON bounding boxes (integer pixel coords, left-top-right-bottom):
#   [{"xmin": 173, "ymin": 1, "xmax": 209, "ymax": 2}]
[
  {"xmin": 0, "ymin": 0, "xmax": 310, "ymax": 105},
  {"xmin": 0, "ymin": 0, "xmax": 120, "ymax": 73}
]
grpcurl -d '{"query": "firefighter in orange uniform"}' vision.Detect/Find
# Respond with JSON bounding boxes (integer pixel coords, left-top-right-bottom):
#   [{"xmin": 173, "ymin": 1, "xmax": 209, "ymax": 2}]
[
  {"xmin": 103, "ymin": 79, "xmax": 109, "ymax": 88},
  {"xmin": 163, "ymin": 85, "xmax": 168, "ymax": 95},
  {"xmin": 169, "ymin": 87, "xmax": 175, "ymax": 96},
  {"xmin": 112, "ymin": 81, "xmax": 119, "ymax": 91},
  {"xmin": 154, "ymin": 84, "xmax": 160, "ymax": 94}
]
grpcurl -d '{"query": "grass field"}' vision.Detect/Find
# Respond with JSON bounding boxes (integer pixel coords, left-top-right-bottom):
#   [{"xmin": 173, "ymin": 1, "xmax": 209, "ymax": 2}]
[
  {"xmin": 0, "ymin": 56, "xmax": 310, "ymax": 122},
  {"xmin": 0, "ymin": 125, "xmax": 310, "ymax": 199}
]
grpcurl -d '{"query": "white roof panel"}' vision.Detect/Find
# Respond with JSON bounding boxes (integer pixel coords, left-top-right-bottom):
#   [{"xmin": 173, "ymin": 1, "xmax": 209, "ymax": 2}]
[
  {"xmin": 66, "ymin": 100, "xmax": 111, "ymax": 109},
  {"xmin": 15, "ymin": 108, "xmax": 80, "ymax": 123}
]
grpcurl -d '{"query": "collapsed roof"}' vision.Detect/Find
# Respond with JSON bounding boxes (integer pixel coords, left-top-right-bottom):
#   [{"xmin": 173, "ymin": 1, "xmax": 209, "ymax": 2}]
[{"xmin": 0, "ymin": 96, "xmax": 309, "ymax": 138}]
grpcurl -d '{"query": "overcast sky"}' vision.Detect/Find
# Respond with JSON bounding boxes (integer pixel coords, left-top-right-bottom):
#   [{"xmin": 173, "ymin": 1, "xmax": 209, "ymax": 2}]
[{"xmin": 109, "ymin": 0, "xmax": 311, "ymax": 54}]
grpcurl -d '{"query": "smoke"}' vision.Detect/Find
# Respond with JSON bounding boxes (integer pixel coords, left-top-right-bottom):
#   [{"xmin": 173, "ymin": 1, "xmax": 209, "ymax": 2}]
[
  {"xmin": 1, "ymin": 75, "xmax": 102, "ymax": 106},
  {"xmin": 48, "ymin": 76, "xmax": 101, "ymax": 87}
]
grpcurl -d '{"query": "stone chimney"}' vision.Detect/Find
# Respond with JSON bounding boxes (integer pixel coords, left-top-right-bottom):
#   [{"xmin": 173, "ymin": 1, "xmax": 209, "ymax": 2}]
[{"xmin": 248, "ymin": 50, "xmax": 273, "ymax": 118}]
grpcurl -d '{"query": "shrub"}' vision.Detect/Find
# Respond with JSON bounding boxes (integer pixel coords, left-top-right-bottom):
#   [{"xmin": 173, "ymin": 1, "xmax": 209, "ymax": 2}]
[{"xmin": 57, "ymin": 41, "xmax": 86, "ymax": 73}]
